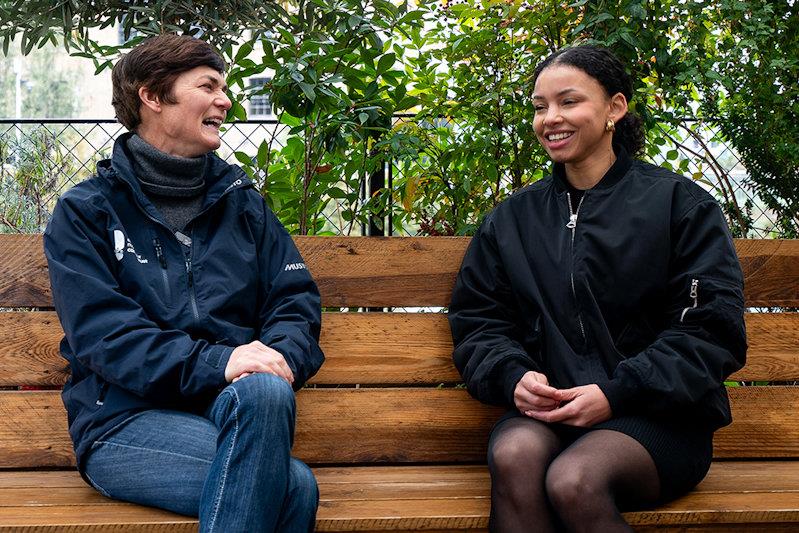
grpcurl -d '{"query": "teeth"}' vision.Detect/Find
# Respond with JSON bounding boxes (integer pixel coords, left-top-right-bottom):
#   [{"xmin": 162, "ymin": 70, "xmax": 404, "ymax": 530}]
[
  {"xmin": 203, "ymin": 119, "xmax": 222, "ymax": 127},
  {"xmin": 548, "ymin": 132, "xmax": 572, "ymax": 141}
]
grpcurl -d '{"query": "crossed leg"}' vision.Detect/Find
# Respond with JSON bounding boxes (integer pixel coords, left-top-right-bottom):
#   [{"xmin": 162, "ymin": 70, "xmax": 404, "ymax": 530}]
[{"xmin": 545, "ymin": 429, "xmax": 660, "ymax": 532}]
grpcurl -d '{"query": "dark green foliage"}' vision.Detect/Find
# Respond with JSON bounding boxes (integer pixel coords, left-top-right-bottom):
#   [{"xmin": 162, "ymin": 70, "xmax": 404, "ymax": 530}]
[{"xmin": 0, "ymin": 0, "xmax": 796, "ymax": 236}]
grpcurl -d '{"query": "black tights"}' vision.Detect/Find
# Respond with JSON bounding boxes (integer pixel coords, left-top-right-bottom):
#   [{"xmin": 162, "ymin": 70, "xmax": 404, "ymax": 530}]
[{"xmin": 487, "ymin": 417, "xmax": 660, "ymax": 533}]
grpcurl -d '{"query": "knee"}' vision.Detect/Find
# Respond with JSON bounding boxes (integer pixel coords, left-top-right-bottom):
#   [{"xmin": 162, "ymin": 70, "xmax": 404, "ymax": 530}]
[
  {"xmin": 488, "ymin": 436, "xmax": 549, "ymax": 480},
  {"xmin": 545, "ymin": 461, "xmax": 602, "ymax": 511},
  {"xmin": 229, "ymin": 373, "xmax": 295, "ymax": 418},
  {"xmin": 288, "ymin": 459, "xmax": 319, "ymax": 509}
]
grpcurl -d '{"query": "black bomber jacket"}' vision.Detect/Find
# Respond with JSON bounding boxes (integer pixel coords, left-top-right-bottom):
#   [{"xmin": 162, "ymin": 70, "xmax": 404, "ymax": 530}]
[{"xmin": 448, "ymin": 148, "xmax": 747, "ymax": 430}]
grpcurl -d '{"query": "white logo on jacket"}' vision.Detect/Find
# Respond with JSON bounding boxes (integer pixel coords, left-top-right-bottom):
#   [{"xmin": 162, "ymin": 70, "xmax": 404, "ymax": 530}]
[
  {"xmin": 113, "ymin": 229, "xmax": 148, "ymax": 264},
  {"xmin": 284, "ymin": 262, "xmax": 307, "ymax": 271}
]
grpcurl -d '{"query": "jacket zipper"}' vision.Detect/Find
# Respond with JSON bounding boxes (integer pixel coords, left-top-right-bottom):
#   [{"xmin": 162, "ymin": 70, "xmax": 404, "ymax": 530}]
[
  {"xmin": 680, "ymin": 278, "xmax": 700, "ymax": 322},
  {"xmin": 153, "ymin": 238, "xmax": 171, "ymax": 300},
  {"xmin": 96, "ymin": 381, "xmax": 109, "ymax": 406},
  {"xmin": 184, "ymin": 227, "xmax": 200, "ymax": 326},
  {"xmin": 567, "ymin": 191, "xmax": 587, "ymax": 342},
  {"xmin": 116, "ymin": 173, "xmax": 246, "ymax": 326}
]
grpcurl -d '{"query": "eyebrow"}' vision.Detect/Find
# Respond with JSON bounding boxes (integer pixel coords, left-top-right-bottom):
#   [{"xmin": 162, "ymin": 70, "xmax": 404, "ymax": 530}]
[
  {"xmin": 533, "ymin": 88, "xmax": 579, "ymax": 100},
  {"xmin": 200, "ymin": 74, "xmax": 228, "ymax": 92}
]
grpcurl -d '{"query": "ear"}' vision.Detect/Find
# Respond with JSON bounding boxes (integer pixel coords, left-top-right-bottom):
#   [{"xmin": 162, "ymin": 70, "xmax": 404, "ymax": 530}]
[
  {"xmin": 608, "ymin": 92, "xmax": 629, "ymax": 123},
  {"xmin": 138, "ymin": 86, "xmax": 161, "ymax": 114}
]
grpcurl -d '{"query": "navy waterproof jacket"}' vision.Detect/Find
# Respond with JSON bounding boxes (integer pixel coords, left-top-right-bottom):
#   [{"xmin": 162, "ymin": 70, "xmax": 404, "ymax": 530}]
[
  {"xmin": 44, "ymin": 133, "xmax": 324, "ymax": 472},
  {"xmin": 449, "ymin": 148, "xmax": 747, "ymax": 430}
]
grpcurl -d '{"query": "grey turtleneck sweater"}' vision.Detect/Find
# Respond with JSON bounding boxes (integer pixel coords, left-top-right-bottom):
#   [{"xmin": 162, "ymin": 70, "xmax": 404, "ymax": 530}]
[{"xmin": 127, "ymin": 134, "xmax": 208, "ymax": 232}]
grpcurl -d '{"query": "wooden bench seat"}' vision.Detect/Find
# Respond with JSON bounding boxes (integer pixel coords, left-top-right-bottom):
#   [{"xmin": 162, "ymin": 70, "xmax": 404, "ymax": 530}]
[{"xmin": 1, "ymin": 234, "xmax": 798, "ymax": 531}]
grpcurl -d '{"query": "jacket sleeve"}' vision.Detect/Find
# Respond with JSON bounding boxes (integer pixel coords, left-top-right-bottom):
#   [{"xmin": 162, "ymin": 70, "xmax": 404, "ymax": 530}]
[
  {"xmin": 599, "ymin": 199, "xmax": 747, "ymax": 416},
  {"xmin": 257, "ymin": 208, "xmax": 324, "ymax": 389},
  {"xmin": 449, "ymin": 217, "xmax": 541, "ymax": 407},
  {"xmin": 43, "ymin": 196, "xmax": 232, "ymax": 403}
]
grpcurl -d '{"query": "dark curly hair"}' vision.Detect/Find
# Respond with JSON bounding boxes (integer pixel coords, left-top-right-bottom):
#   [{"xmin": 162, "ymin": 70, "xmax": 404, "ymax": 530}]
[
  {"xmin": 112, "ymin": 34, "xmax": 226, "ymax": 131},
  {"xmin": 533, "ymin": 45, "xmax": 645, "ymax": 157}
]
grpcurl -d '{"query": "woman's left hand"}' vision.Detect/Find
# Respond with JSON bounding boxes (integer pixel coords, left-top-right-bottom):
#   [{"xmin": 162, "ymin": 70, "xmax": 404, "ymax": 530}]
[{"xmin": 524, "ymin": 384, "xmax": 611, "ymax": 427}]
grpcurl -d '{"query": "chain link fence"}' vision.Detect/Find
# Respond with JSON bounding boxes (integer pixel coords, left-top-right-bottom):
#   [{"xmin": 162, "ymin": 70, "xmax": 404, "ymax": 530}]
[{"xmin": 0, "ymin": 117, "xmax": 780, "ymax": 237}]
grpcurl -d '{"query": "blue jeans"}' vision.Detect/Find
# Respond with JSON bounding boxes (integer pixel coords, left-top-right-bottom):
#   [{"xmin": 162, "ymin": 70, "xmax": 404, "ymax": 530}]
[{"xmin": 83, "ymin": 373, "xmax": 317, "ymax": 532}]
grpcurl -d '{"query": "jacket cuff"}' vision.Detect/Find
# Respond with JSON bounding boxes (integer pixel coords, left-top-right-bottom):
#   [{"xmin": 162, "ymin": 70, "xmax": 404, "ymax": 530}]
[
  {"xmin": 499, "ymin": 358, "xmax": 534, "ymax": 407},
  {"xmin": 202, "ymin": 345, "xmax": 235, "ymax": 386},
  {"xmin": 598, "ymin": 375, "xmax": 640, "ymax": 417}
]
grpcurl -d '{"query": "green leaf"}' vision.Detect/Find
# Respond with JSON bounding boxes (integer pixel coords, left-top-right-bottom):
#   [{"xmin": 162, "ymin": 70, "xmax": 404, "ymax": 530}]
[
  {"xmin": 235, "ymin": 151, "xmax": 253, "ymax": 166},
  {"xmin": 377, "ymin": 52, "xmax": 396, "ymax": 75},
  {"xmin": 257, "ymin": 141, "xmax": 269, "ymax": 168},
  {"xmin": 235, "ymin": 41, "xmax": 254, "ymax": 63},
  {"xmin": 298, "ymin": 81, "xmax": 316, "ymax": 102}
]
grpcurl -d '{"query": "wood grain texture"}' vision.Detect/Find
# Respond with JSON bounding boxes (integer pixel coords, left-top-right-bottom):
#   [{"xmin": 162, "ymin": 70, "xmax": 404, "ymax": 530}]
[
  {"xmin": 737, "ymin": 239, "xmax": 799, "ymax": 307},
  {"xmin": 3, "ymin": 236, "xmax": 798, "ymax": 308},
  {"xmin": 2, "ymin": 463, "xmax": 799, "ymax": 531},
  {"xmin": 0, "ymin": 235, "xmax": 50, "ymax": 309},
  {"xmin": 1, "ymin": 311, "xmax": 796, "ymax": 387},
  {"xmin": 1, "ymin": 387, "xmax": 798, "ymax": 469}
]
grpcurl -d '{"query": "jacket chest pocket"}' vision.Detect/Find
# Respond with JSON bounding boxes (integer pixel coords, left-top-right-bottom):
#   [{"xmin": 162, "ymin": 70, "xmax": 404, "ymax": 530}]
[{"xmin": 130, "ymin": 236, "xmax": 177, "ymax": 312}]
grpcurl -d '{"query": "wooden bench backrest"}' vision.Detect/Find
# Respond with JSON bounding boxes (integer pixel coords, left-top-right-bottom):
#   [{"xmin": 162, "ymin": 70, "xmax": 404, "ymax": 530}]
[{"xmin": 0, "ymin": 235, "xmax": 798, "ymax": 468}]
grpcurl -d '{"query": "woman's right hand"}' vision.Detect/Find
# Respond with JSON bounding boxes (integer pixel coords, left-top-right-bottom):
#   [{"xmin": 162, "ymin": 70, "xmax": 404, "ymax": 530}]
[
  {"xmin": 224, "ymin": 341, "xmax": 294, "ymax": 384},
  {"xmin": 514, "ymin": 371, "xmax": 561, "ymax": 413}
]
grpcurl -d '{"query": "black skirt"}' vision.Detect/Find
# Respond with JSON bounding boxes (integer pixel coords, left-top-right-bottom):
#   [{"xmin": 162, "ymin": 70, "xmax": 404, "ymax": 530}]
[{"xmin": 492, "ymin": 410, "xmax": 714, "ymax": 504}]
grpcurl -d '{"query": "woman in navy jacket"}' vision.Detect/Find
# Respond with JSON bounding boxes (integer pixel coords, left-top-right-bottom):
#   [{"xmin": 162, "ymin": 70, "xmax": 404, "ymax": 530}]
[
  {"xmin": 44, "ymin": 35, "xmax": 323, "ymax": 532},
  {"xmin": 449, "ymin": 45, "xmax": 746, "ymax": 532}
]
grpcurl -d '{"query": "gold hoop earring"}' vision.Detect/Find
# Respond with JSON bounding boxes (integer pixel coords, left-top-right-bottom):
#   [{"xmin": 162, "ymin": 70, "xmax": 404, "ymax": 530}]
[{"xmin": 605, "ymin": 119, "xmax": 615, "ymax": 133}]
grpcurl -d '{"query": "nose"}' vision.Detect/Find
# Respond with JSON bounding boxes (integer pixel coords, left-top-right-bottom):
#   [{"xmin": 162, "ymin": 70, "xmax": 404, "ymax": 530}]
[
  {"xmin": 217, "ymin": 91, "xmax": 232, "ymax": 112},
  {"xmin": 542, "ymin": 106, "xmax": 562, "ymax": 126}
]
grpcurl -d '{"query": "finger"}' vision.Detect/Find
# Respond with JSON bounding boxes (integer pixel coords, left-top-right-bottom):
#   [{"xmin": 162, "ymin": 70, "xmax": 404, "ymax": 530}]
[
  {"xmin": 527, "ymin": 402, "xmax": 578, "ymax": 424},
  {"xmin": 232, "ymin": 372, "xmax": 253, "ymax": 383},
  {"xmin": 557, "ymin": 387, "xmax": 581, "ymax": 402},
  {"xmin": 531, "ymin": 372, "xmax": 550, "ymax": 386},
  {"xmin": 268, "ymin": 360, "xmax": 294, "ymax": 383},
  {"xmin": 525, "ymin": 379, "xmax": 561, "ymax": 399},
  {"xmin": 274, "ymin": 358, "xmax": 294, "ymax": 381},
  {"xmin": 278, "ymin": 358, "xmax": 295, "ymax": 383}
]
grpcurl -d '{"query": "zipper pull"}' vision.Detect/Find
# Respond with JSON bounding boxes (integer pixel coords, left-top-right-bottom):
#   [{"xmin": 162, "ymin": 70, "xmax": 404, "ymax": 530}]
[
  {"xmin": 689, "ymin": 278, "xmax": 699, "ymax": 302},
  {"xmin": 566, "ymin": 192, "xmax": 577, "ymax": 229},
  {"xmin": 566, "ymin": 213, "xmax": 578, "ymax": 229},
  {"xmin": 153, "ymin": 238, "xmax": 167, "ymax": 270},
  {"xmin": 680, "ymin": 278, "xmax": 700, "ymax": 322}
]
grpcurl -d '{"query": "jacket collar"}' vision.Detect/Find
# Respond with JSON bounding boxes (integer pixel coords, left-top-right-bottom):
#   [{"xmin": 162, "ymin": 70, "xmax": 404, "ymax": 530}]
[
  {"xmin": 98, "ymin": 132, "xmax": 251, "ymax": 221},
  {"xmin": 552, "ymin": 145, "xmax": 632, "ymax": 193}
]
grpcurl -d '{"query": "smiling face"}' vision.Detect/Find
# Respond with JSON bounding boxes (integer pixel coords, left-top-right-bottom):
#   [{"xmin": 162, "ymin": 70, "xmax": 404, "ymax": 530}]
[
  {"xmin": 137, "ymin": 66, "xmax": 231, "ymax": 158},
  {"xmin": 533, "ymin": 65, "xmax": 626, "ymax": 175}
]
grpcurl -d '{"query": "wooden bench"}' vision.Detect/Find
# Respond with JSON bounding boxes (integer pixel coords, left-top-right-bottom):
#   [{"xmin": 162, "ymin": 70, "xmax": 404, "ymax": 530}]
[{"xmin": 0, "ymin": 234, "xmax": 798, "ymax": 531}]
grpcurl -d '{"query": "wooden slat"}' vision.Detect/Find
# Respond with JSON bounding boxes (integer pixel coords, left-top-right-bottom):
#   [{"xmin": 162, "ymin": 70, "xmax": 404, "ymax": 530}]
[
  {"xmin": 294, "ymin": 236, "xmax": 467, "ymax": 307},
  {"xmin": 0, "ymin": 235, "xmax": 468, "ymax": 308},
  {"xmin": 1, "ymin": 311, "xmax": 796, "ymax": 387},
  {"xmin": 2, "ymin": 463, "xmax": 799, "ymax": 531},
  {"xmin": 0, "ymin": 387, "xmax": 797, "ymax": 469},
  {"xmin": 0, "ymin": 234, "xmax": 50, "ymax": 309},
  {"xmin": 0, "ymin": 389, "xmax": 504, "ymax": 468},
  {"xmin": 0, "ymin": 312, "xmax": 459, "ymax": 387},
  {"xmin": 3, "ymin": 235, "xmax": 798, "ymax": 308},
  {"xmin": 737, "ymin": 239, "xmax": 799, "ymax": 307}
]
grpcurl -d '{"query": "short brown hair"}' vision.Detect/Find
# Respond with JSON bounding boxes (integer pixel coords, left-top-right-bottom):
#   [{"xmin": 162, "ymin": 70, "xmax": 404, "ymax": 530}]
[{"xmin": 111, "ymin": 34, "xmax": 227, "ymax": 131}]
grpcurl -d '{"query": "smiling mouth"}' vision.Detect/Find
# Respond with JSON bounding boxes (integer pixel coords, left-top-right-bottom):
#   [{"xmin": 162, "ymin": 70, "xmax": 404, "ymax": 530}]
[
  {"xmin": 547, "ymin": 132, "xmax": 573, "ymax": 142},
  {"xmin": 202, "ymin": 118, "xmax": 223, "ymax": 129}
]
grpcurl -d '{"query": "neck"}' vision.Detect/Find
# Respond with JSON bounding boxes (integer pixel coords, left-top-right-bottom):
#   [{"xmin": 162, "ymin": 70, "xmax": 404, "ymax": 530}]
[
  {"xmin": 136, "ymin": 124, "xmax": 198, "ymax": 158},
  {"xmin": 564, "ymin": 144, "xmax": 616, "ymax": 190}
]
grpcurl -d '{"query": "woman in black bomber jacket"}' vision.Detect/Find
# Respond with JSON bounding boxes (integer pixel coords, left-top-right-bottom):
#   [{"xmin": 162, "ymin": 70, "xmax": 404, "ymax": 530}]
[{"xmin": 448, "ymin": 45, "xmax": 747, "ymax": 532}]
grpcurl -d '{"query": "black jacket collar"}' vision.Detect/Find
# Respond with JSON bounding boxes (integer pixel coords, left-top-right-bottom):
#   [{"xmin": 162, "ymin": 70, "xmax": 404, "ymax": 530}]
[{"xmin": 552, "ymin": 145, "xmax": 632, "ymax": 193}]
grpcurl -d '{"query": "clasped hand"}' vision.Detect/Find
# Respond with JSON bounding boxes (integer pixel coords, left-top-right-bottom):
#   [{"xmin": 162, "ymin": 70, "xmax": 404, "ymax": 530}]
[
  {"xmin": 514, "ymin": 371, "xmax": 611, "ymax": 427},
  {"xmin": 224, "ymin": 340, "xmax": 294, "ymax": 385}
]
